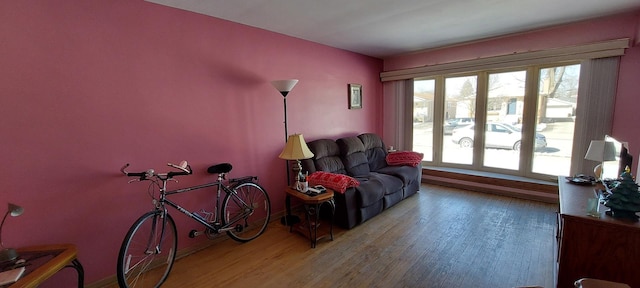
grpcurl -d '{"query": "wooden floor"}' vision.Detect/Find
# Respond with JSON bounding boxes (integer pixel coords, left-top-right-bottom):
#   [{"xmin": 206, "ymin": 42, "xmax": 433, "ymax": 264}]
[{"xmin": 112, "ymin": 184, "xmax": 558, "ymax": 288}]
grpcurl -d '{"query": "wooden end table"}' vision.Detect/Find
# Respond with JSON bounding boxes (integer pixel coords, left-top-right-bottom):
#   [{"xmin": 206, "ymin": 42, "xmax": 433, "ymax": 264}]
[
  {"xmin": 285, "ymin": 187, "xmax": 335, "ymax": 248},
  {"xmin": 2, "ymin": 244, "xmax": 84, "ymax": 288}
]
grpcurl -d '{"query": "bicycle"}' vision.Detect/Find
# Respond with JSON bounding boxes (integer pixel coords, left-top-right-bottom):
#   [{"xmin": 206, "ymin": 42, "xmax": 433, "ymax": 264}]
[{"xmin": 116, "ymin": 161, "xmax": 271, "ymax": 288}]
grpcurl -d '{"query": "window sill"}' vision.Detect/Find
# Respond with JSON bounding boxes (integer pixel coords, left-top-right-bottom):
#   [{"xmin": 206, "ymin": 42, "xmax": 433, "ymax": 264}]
[{"xmin": 422, "ymin": 166, "xmax": 558, "ymax": 203}]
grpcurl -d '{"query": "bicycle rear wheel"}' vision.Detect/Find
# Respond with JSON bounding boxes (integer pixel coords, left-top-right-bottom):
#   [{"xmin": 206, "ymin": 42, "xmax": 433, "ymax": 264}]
[
  {"xmin": 222, "ymin": 182, "xmax": 271, "ymax": 242},
  {"xmin": 117, "ymin": 210, "xmax": 178, "ymax": 288}
]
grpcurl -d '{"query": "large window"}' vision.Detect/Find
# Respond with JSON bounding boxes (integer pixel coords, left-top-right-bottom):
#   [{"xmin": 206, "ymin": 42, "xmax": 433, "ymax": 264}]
[
  {"xmin": 413, "ymin": 79, "xmax": 435, "ymax": 161},
  {"xmin": 413, "ymin": 63, "xmax": 580, "ymax": 180},
  {"xmin": 443, "ymin": 76, "xmax": 476, "ymax": 165}
]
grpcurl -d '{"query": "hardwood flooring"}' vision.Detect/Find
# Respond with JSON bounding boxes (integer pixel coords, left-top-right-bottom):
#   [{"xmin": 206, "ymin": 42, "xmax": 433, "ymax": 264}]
[{"xmin": 109, "ymin": 184, "xmax": 557, "ymax": 288}]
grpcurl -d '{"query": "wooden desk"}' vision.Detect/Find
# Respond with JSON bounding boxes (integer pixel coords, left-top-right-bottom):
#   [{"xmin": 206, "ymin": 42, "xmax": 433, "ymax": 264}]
[
  {"xmin": 556, "ymin": 177, "xmax": 639, "ymax": 288},
  {"xmin": 285, "ymin": 187, "xmax": 335, "ymax": 248},
  {"xmin": 8, "ymin": 244, "xmax": 83, "ymax": 288}
]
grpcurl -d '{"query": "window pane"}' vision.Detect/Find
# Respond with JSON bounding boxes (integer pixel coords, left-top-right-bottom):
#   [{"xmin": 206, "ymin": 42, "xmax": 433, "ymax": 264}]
[
  {"xmin": 483, "ymin": 71, "xmax": 526, "ymax": 170},
  {"xmin": 413, "ymin": 79, "xmax": 435, "ymax": 161},
  {"xmin": 445, "ymin": 76, "xmax": 477, "ymax": 165},
  {"xmin": 532, "ymin": 64, "xmax": 580, "ymax": 176}
]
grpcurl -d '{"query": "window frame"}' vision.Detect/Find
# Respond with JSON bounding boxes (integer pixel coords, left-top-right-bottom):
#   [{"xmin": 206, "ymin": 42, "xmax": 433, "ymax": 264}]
[{"xmin": 414, "ymin": 62, "xmax": 584, "ymax": 182}]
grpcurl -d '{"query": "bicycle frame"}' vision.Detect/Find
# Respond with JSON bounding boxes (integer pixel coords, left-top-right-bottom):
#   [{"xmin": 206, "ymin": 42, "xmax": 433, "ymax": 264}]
[{"xmin": 155, "ymin": 175, "xmax": 254, "ymax": 234}]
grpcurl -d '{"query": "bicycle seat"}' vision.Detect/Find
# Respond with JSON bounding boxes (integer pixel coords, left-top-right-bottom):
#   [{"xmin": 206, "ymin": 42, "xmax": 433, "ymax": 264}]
[{"xmin": 207, "ymin": 163, "xmax": 233, "ymax": 174}]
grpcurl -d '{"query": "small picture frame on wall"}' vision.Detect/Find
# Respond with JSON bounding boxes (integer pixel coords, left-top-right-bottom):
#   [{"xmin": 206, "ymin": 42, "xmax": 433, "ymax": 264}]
[{"xmin": 349, "ymin": 83, "xmax": 362, "ymax": 109}]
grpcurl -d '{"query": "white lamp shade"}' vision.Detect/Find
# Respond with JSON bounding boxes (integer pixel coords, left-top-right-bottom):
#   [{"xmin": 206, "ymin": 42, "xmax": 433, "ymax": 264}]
[
  {"xmin": 271, "ymin": 79, "xmax": 299, "ymax": 96},
  {"xmin": 584, "ymin": 140, "xmax": 617, "ymax": 162},
  {"xmin": 279, "ymin": 134, "xmax": 314, "ymax": 160}
]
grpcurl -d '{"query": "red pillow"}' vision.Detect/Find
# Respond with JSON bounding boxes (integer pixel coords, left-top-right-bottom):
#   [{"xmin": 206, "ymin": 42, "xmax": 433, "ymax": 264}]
[
  {"xmin": 307, "ymin": 171, "xmax": 360, "ymax": 193},
  {"xmin": 386, "ymin": 151, "xmax": 424, "ymax": 167}
]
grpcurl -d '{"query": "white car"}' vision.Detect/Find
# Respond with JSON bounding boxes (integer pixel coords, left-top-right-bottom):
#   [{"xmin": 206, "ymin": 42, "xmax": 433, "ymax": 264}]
[{"xmin": 451, "ymin": 123, "xmax": 547, "ymax": 151}]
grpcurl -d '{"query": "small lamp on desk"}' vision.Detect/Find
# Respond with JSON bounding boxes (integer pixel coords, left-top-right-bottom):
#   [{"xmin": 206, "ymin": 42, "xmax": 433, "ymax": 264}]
[
  {"xmin": 0, "ymin": 203, "xmax": 24, "ymax": 263},
  {"xmin": 584, "ymin": 140, "xmax": 617, "ymax": 182},
  {"xmin": 279, "ymin": 134, "xmax": 314, "ymax": 226},
  {"xmin": 279, "ymin": 134, "xmax": 314, "ymax": 188}
]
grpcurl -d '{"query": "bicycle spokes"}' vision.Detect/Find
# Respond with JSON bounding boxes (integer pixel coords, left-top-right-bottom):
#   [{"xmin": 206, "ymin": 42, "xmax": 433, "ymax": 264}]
[
  {"xmin": 222, "ymin": 182, "xmax": 270, "ymax": 242},
  {"xmin": 118, "ymin": 211, "xmax": 177, "ymax": 288}
]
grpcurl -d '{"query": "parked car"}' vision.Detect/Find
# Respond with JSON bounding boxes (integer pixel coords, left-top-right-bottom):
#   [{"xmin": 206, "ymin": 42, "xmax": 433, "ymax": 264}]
[
  {"xmin": 451, "ymin": 123, "xmax": 547, "ymax": 151},
  {"xmin": 443, "ymin": 117, "xmax": 474, "ymax": 135}
]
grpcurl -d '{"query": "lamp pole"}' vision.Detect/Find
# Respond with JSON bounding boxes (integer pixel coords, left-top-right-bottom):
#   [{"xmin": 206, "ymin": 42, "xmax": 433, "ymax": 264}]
[
  {"xmin": 271, "ymin": 80, "xmax": 299, "ymax": 226},
  {"xmin": 283, "ymin": 93, "xmax": 290, "ymax": 185}
]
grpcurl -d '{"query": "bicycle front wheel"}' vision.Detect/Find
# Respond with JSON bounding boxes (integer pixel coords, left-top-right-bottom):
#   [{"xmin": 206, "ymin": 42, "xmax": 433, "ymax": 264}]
[
  {"xmin": 117, "ymin": 210, "xmax": 178, "ymax": 288},
  {"xmin": 222, "ymin": 182, "xmax": 271, "ymax": 242}
]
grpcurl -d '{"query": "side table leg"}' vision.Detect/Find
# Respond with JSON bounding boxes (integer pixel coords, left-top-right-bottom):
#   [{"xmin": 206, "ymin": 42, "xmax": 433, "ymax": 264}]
[
  {"xmin": 304, "ymin": 204, "xmax": 316, "ymax": 248},
  {"xmin": 312, "ymin": 203, "xmax": 321, "ymax": 248},
  {"xmin": 329, "ymin": 198, "xmax": 335, "ymax": 241},
  {"xmin": 282, "ymin": 194, "xmax": 299, "ymax": 226},
  {"xmin": 65, "ymin": 258, "xmax": 84, "ymax": 288}
]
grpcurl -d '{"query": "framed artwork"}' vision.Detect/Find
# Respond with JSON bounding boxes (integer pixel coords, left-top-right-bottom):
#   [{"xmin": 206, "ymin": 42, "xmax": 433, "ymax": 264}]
[{"xmin": 348, "ymin": 83, "xmax": 362, "ymax": 109}]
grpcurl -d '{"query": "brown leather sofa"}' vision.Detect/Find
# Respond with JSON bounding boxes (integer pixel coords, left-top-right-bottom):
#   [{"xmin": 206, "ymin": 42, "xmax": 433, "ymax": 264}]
[{"xmin": 301, "ymin": 133, "xmax": 422, "ymax": 229}]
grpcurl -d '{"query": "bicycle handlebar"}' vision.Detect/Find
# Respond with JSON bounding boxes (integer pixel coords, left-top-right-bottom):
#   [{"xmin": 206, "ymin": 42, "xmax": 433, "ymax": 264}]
[{"xmin": 121, "ymin": 161, "xmax": 193, "ymax": 180}]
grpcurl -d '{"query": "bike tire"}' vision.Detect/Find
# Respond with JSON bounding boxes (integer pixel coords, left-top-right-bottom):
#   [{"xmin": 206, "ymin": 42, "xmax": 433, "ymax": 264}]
[
  {"xmin": 222, "ymin": 182, "xmax": 271, "ymax": 242},
  {"xmin": 117, "ymin": 210, "xmax": 178, "ymax": 288}
]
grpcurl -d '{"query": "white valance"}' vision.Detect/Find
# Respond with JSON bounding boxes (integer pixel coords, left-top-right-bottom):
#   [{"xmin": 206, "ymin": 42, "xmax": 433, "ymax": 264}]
[{"xmin": 380, "ymin": 38, "xmax": 629, "ymax": 82}]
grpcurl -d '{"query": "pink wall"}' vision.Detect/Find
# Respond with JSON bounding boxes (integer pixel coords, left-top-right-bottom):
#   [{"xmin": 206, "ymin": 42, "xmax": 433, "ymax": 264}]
[
  {"xmin": 384, "ymin": 10, "xmax": 640, "ymax": 173},
  {"xmin": 0, "ymin": 1, "xmax": 382, "ymax": 285}
]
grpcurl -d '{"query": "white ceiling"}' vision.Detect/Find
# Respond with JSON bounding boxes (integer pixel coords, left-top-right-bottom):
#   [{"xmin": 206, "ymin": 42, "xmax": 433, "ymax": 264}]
[{"xmin": 146, "ymin": 0, "xmax": 640, "ymax": 58}]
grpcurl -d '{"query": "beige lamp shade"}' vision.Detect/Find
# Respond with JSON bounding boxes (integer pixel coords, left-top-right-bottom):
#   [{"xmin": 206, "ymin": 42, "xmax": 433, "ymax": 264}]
[
  {"xmin": 584, "ymin": 140, "xmax": 617, "ymax": 162},
  {"xmin": 279, "ymin": 134, "xmax": 314, "ymax": 160}
]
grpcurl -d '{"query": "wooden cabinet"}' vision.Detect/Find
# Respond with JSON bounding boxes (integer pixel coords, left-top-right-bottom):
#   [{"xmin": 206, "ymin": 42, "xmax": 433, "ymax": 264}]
[{"xmin": 556, "ymin": 177, "xmax": 640, "ymax": 288}]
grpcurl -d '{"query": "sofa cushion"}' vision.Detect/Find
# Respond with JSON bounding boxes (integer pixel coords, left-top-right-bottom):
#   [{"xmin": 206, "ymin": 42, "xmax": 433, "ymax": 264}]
[
  {"xmin": 386, "ymin": 151, "xmax": 424, "ymax": 167},
  {"xmin": 337, "ymin": 137, "xmax": 370, "ymax": 177},
  {"xmin": 354, "ymin": 177, "xmax": 385, "ymax": 207},
  {"xmin": 308, "ymin": 171, "xmax": 359, "ymax": 193},
  {"xmin": 358, "ymin": 133, "xmax": 388, "ymax": 171},
  {"xmin": 377, "ymin": 165, "xmax": 421, "ymax": 186},
  {"xmin": 370, "ymin": 172, "xmax": 404, "ymax": 195},
  {"xmin": 306, "ymin": 139, "xmax": 347, "ymax": 174}
]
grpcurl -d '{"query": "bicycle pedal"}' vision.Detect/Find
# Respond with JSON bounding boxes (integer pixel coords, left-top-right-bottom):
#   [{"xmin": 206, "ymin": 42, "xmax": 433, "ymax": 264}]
[{"xmin": 188, "ymin": 230, "xmax": 203, "ymax": 238}]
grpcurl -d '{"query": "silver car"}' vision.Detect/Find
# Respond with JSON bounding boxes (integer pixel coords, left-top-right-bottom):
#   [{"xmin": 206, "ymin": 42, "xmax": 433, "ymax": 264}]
[{"xmin": 451, "ymin": 123, "xmax": 547, "ymax": 151}]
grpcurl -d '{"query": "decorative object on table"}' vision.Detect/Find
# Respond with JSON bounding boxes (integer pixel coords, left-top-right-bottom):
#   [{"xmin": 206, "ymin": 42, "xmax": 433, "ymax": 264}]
[
  {"xmin": 584, "ymin": 140, "xmax": 617, "ymax": 182},
  {"xmin": 565, "ymin": 174, "xmax": 595, "ymax": 186},
  {"xmin": 586, "ymin": 189, "xmax": 601, "ymax": 218},
  {"xmin": 307, "ymin": 185, "xmax": 326, "ymax": 195},
  {"xmin": 296, "ymin": 171, "xmax": 309, "ymax": 192},
  {"xmin": 0, "ymin": 203, "xmax": 24, "ymax": 263},
  {"xmin": 604, "ymin": 167, "xmax": 640, "ymax": 221},
  {"xmin": 348, "ymin": 83, "xmax": 362, "ymax": 109},
  {"xmin": 0, "ymin": 266, "xmax": 25, "ymax": 285}
]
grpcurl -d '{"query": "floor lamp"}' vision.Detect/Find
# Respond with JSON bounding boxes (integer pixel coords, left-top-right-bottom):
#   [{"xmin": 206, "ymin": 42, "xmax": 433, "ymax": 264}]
[{"xmin": 271, "ymin": 79, "xmax": 299, "ymax": 226}]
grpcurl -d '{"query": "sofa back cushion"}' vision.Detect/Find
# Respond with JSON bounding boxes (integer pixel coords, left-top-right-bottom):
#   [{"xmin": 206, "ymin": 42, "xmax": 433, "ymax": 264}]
[
  {"xmin": 303, "ymin": 139, "xmax": 347, "ymax": 174},
  {"xmin": 337, "ymin": 137, "xmax": 371, "ymax": 177},
  {"xmin": 358, "ymin": 133, "xmax": 388, "ymax": 172}
]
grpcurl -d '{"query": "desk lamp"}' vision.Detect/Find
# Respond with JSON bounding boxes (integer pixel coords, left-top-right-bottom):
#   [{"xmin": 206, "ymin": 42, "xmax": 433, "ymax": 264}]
[
  {"xmin": 0, "ymin": 203, "xmax": 24, "ymax": 263},
  {"xmin": 584, "ymin": 140, "xmax": 617, "ymax": 182}
]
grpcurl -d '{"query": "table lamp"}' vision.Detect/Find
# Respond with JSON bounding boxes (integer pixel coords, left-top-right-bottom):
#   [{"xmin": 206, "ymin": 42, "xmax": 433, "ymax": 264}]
[
  {"xmin": 584, "ymin": 140, "xmax": 617, "ymax": 182},
  {"xmin": 0, "ymin": 203, "xmax": 24, "ymax": 263},
  {"xmin": 279, "ymin": 134, "xmax": 314, "ymax": 189}
]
